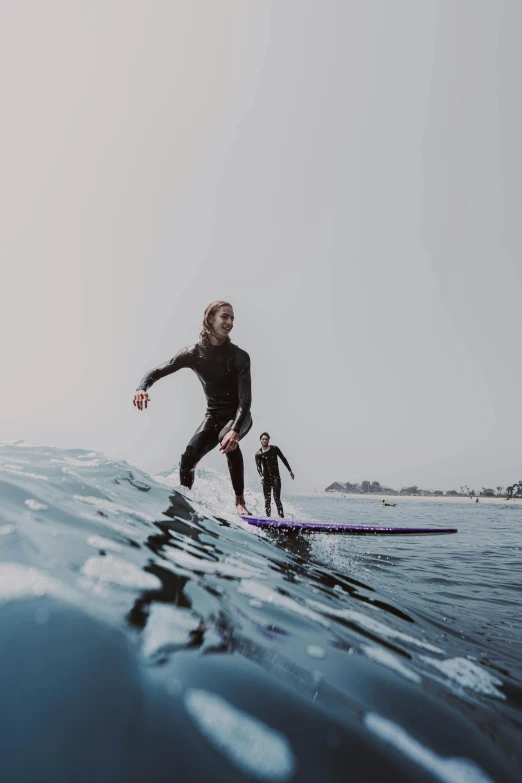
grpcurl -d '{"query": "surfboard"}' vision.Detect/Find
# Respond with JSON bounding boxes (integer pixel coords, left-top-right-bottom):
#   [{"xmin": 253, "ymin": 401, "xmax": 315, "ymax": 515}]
[{"xmin": 240, "ymin": 516, "xmax": 457, "ymax": 535}]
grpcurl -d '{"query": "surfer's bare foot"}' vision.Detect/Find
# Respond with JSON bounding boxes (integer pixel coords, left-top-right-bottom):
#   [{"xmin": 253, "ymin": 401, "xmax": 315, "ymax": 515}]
[{"xmin": 236, "ymin": 496, "xmax": 251, "ymax": 515}]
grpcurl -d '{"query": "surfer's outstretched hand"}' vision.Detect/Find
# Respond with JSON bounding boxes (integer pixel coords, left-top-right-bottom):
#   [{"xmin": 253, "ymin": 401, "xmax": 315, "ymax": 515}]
[
  {"xmin": 219, "ymin": 430, "xmax": 239, "ymax": 454},
  {"xmin": 290, "ymin": 472, "xmax": 295, "ymax": 480},
  {"xmin": 133, "ymin": 390, "xmax": 150, "ymax": 411}
]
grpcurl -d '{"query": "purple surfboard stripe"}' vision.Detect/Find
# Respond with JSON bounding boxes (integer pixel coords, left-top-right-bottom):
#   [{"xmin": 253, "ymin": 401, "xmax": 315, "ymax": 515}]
[{"xmin": 240, "ymin": 516, "xmax": 457, "ymax": 535}]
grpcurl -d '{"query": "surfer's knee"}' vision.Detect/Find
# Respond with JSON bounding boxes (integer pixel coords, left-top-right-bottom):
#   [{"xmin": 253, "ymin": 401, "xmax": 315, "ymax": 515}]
[{"xmin": 179, "ymin": 446, "xmax": 197, "ymax": 488}]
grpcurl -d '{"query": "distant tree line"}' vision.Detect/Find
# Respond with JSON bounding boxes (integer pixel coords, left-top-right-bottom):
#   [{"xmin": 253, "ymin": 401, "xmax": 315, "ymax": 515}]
[
  {"xmin": 325, "ymin": 480, "xmax": 399, "ymax": 495},
  {"xmin": 505, "ymin": 482, "xmax": 522, "ymax": 498},
  {"xmin": 325, "ymin": 480, "xmax": 522, "ymax": 498}
]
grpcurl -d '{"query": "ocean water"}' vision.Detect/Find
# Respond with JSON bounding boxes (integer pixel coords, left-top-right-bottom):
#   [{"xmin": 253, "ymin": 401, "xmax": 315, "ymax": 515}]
[{"xmin": 1, "ymin": 441, "xmax": 521, "ymax": 782}]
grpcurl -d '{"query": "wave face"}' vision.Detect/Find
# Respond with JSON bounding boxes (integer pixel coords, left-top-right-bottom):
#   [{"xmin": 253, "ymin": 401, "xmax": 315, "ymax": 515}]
[{"xmin": 0, "ymin": 441, "xmax": 520, "ymax": 782}]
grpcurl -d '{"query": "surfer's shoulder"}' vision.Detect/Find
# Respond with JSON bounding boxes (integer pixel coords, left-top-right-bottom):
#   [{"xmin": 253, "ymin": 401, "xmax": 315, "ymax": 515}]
[
  {"xmin": 231, "ymin": 343, "xmax": 250, "ymax": 367},
  {"xmin": 174, "ymin": 344, "xmax": 198, "ymax": 364}
]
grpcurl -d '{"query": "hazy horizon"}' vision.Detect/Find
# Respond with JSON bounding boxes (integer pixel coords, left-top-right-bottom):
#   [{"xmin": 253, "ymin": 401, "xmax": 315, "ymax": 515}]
[{"xmin": 2, "ymin": 1, "xmax": 521, "ymax": 493}]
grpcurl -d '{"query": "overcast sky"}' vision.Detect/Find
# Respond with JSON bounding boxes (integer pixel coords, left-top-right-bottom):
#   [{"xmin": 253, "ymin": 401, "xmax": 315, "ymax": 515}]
[{"xmin": 2, "ymin": 0, "xmax": 521, "ymax": 492}]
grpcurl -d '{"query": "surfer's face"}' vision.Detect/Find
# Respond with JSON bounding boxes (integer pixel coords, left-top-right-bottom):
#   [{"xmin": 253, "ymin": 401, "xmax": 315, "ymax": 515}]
[
  {"xmin": 260, "ymin": 435, "xmax": 269, "ymax": 447},
  {"xmin": 211, "ymin": 306, "xmax": 234, "ymax": 341}
]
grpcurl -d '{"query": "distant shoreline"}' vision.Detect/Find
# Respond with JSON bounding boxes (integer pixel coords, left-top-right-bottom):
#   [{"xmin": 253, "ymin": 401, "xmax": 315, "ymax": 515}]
[{"xmin": 290, "ymin": 492, "xmax": 521, "ymax": 506}]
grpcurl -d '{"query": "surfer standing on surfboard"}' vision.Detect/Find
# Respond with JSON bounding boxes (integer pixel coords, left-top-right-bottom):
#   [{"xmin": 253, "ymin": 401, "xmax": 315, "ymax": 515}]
[
  {"xmin": 255, "ymin": 433, "xmax": 294, "ymax": 517},
  {"xmin": 133, "ymin": 301, "xmax": 252, "ymax": 515}
]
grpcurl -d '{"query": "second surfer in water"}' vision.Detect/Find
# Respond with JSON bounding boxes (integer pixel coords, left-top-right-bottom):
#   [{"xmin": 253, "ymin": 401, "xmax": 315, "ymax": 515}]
[{"xmin": 133, "ymin": 301, "xmax": 252, "ymax": 515}]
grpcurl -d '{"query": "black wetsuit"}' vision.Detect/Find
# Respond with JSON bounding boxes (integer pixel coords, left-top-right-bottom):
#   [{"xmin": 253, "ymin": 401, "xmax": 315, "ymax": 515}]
[
  {"xmin": 138, "ymin": 340, "xmax": 252, "ymax": 495},
  {"xmin": 255, "ymin": 445, "xmax": 292, "ymax": 517}
]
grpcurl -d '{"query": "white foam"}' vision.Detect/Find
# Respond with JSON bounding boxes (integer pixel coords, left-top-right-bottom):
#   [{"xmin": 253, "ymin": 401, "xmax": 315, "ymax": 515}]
[
  {"xmin": 25, "ymin": 499, "xmax": 49, "ymax": 512},
  {"xmin": 0, "ymin": 525, "xmax": 15, "ymax": 536},
  {"xmin": 0, "ymin": 564, "xmax": 117, "ymax": 624},
  {"xmin": 241, "ymin": 553, "xmax": 269, "ymax": 567},
  {"xmin": 157, "ymin": 467, "xmax": 242, "ymax": 517},
  {"xmin": 308, "ymin": 602, "xmax": 443, "ymax": 653},
  {"xmin": 185, "ymin": 689, "xmax": 295, "ymax": 781},
  {"xmin": 306, "ymin": 645, "xmax": 326, "ymax": 659},
  {"xmin": 1, "ymin": 467, "xmax": 48, "ymax": 480},
  {"xmin": 419, "ymin": 657, "xmax": 505, "ymax": 700},
  {"xmin": 142, "ymin": 603, "xmax": 201, "ymax": 657},
  {"xmin": 165, "ymin": 548, "xmax": 265, "ymax": 579},
  {"xmin": 78, "ymin": 513, "xmax": 136, "ymax": 538},
  {"xmin": 361, "ymin": 645, "xmax": 421, "ymax": 684},
  {"xmin": 61, "ymin": 467, "xmax": 82, "ymax": 478},
  {"xmin": 365, "ymin": 713, "xmax": 494, "ymax": 783},
  {"xmin": 52, "ymin": 457, "xmax": 100, "ymax": 468},
  {"xmin": 87, "ymin": 536, "xmax": 122, "ymax": 553},
  {"xmin": 239, "ymin": 581, "xmax": 329, "ymax": 627},
  {"xmin": 73, "ymin": 495, "xmax": 154, "ymax": 522},
  {"xmin": 80, "ymin": 555, "xmax": 161, "ymax": 591},
  {"xmin": 170, "ymin": 539, "xmax": 203, "ymax": 558},
  {"xmin": 0, "ymin": 563, "xmax": 74, "ymax": 603}
]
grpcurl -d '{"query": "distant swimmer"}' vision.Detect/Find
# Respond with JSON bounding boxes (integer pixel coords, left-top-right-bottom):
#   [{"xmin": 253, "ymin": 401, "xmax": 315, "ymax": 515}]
[
  {"xmin": 255, "ymin": 433, "xmax": 294, "ymax": 518},
  {"xmin": 133, "ymin": 301, "xmax": 252, "ymax": 515},
  {"xmin": 382, "ymin": 499, "xmax": 397, "ymax": 507}
]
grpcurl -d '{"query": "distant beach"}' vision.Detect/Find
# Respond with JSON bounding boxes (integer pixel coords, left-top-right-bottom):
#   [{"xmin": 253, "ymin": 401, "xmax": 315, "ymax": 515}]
[{"xmin": 291, "ymin": 492, "xmax": 521, "ymax": 506}]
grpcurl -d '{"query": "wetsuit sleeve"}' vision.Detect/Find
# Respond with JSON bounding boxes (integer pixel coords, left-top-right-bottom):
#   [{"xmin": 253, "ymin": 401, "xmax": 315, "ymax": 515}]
[
  {"xmin": 231, "ymin": 349, "xmax": 252, "ymax": 432},
  {"xmin": 275, "ymin": 447, "xmax": 292, "ymax": 473},
  {"xmin": 255, "ymin": 451, "xmax": 263, "ymax": 476},
  {"xmin": 137, "ymin": 346, "xmax": 194, "ymax": 392}
]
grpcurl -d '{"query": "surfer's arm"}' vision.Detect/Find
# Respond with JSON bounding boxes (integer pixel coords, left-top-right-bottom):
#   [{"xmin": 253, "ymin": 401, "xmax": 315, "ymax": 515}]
[
  {"xmin": 255, "ymin": 452, "xmax": 263, "ymax": 476},
  {"xmin": 275, "ymin": 447, "xmax": 292, "ymax": 473},
  {"xmin": 137, "ymin": 346, "xmax": 194, "ymax": 392},
  {"xmin": 231, "ymin": 349, "xmax": 252, "ymax": 432}
]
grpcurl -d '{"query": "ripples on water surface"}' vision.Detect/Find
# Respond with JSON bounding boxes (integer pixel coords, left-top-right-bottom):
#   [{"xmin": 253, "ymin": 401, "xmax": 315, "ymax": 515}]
[{"xmin": 0, "ymin": 441, "xmax": 521, "ymax": 782}]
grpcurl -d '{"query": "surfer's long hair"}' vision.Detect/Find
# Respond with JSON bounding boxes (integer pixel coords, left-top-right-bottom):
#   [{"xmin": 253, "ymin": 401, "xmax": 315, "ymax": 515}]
[{"xmin": 200, "ymin": 300, "xmax": 233, "ymax": 344}]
